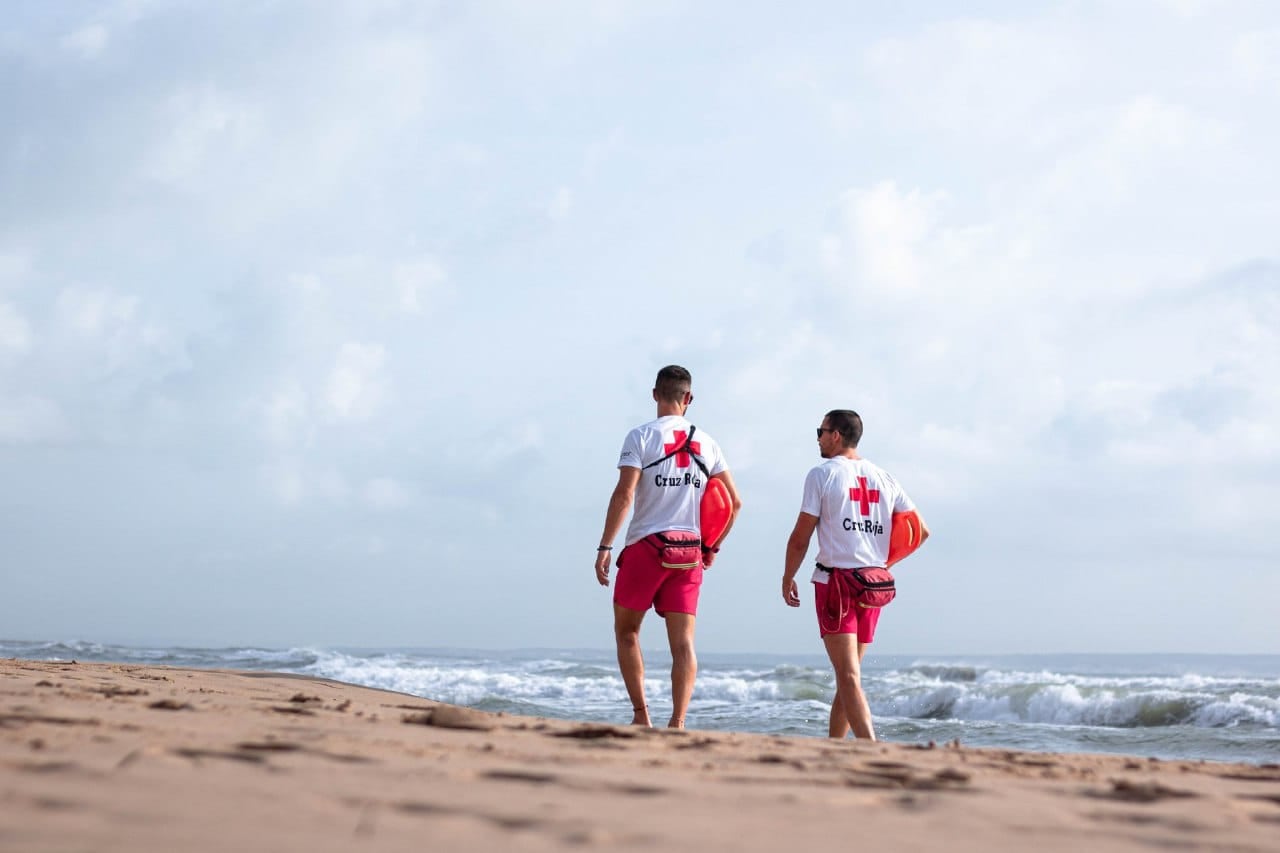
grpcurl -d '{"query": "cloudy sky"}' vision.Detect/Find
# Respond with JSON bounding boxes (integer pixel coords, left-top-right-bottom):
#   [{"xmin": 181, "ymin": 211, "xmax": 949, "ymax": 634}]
[{"xmin": 2, "ymin": 1, "xmax": 1277, "ymax": 656}]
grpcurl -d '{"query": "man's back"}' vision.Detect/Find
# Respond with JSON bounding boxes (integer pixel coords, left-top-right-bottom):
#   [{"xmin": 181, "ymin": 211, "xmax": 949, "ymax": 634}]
[
  {"xmin": 619, "ymin": 414, "xmax": 726, "ymax": 546},
  {"xmin": 802, "ymin": 456, "xmax": 914, "ymax": 571}
]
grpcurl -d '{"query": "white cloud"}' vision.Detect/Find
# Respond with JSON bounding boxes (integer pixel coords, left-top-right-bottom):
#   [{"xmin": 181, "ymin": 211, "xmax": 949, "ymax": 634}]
[
  {"xmin": 1232, "ymin": 28, "xmax": 1280, "ymax": 83},
  {"xmin": 0, "ymin": 396, "xmax": 67, "ymax": 444},
  {"xmin": 56, "ymin": 288, "xmax": 137, "ymax": 335},
  {"xmin": 363, "ymin": 477, "xmax": 412, "ymax": 509},
  {"xmin": 449, "ymin": 142, "xmax": 490, "ymax": 167},
  {"xmin": 477, "ymin": 420, "xmax": 544, "ymax": 468},
  {"xmin": 1151, "ymin": 0, "xmax": 1214, "ymax": 17},
  {"xmin": 0, "ymin": 302, "xmax": 31, "ymax": 355},
  {"xmin": 826, "ymin": 181, "xmax": 949, "ymax": 292},
  {"xmin": 61, "ymin": 24, "xmax": 109, "ymax": 59},
  {"xmin": 326, "ymin": 342, "xmax": 388, "ymax": 421},
  {"xmin": 393, "ymin": 258, "xmax": 449, "ymax": 314},
  {"xmin": 264, "ymin": 383, "xmax": 312, "ymax": 447},
  {"xmin": 342, "ymin": 32, "xmax": 436, "ymax": 126},
  {"xmin": 809, "ymin": 163, "xmax": 1279, "ymax": 538},
  {"xmin": 143, "ymin": 85, "xmax": 261, "ymax": 189},
  {"xmin": 265, "ymin": 459, "xmax": 350, "ymax": 507},
  {"xmin": 582, "ymin": 128, "xmax": 626, "ymax": 177},
  {"xmin": 547, "ymin": 186, "xmax": 573, "ymax": 221},
  {"xmin": 863, "ymin": 19, "xmax": 1081, "ymax": 139},
  {"xmin": 0, "ymin": 252, "xmax": 32, "ymax": 290},
  {"xmin": 52, "ymin": 287, "xmax": 183, "ymax": 382},
  {"xmin": 1115, "ymin": 95, "xmax": 1214, "ymax": 150},
  {"xmin": 1041, "ymin": 95, "xmax": 1232, "ymax": 212}
]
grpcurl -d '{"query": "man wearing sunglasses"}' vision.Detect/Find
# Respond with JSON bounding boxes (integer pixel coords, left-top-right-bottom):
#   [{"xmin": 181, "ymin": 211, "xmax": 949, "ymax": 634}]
[
  {"xmin": 782, "ymin": 410, "xmax": 929, "ymax": 740},
  {"xmin": 595, "ymin": 365, "xmax": 742, "ymax": 728}
]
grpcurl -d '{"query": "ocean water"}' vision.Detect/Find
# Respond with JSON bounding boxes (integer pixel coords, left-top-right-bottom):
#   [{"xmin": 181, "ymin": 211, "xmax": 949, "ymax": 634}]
[{"xmin": 3, "ymin": 639, "xmax": 1277, "ymax": 766}]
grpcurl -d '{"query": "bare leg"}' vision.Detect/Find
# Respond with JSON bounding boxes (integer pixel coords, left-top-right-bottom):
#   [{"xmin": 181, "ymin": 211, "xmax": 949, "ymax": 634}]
[
  {"xmin": 824, "ymin": 635, "xmax": 875, "ymax": 740},
  {"xmin": 614, "ymin": 604, "xmax": 652, "ymax": 727},
  {"xmin": 664, "ymin": 612, "xmax": 697, "ymax": 728},
  {"xmin": 829, "ymin": 640, "xmax": 869, "ymax": 738}
]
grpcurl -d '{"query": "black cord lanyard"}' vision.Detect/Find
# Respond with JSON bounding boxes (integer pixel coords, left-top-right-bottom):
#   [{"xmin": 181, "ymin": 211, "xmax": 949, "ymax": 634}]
[{"xmin": 641, "ymin": 425, "xmax": 711, "ymax": 478}]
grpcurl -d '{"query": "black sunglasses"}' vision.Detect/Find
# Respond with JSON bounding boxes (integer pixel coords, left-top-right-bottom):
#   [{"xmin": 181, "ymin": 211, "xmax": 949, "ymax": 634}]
[{"xmin": 816, "ymin": 427, "xmax": 837, "ymax": 438}]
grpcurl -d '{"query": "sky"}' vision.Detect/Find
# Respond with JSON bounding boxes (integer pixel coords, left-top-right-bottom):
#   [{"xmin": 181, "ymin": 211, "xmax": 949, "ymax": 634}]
[{"xmin": 1, "ymin": 1, "xmax": 1278, "ymax": 656}]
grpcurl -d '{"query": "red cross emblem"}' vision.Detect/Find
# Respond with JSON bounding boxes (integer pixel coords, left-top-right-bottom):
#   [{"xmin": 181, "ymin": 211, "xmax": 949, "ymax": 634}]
[
  {"xmin": 849, "ymin": 477, "xmax": 880, "ymax": 515},
  {"xmin": 664, "ymin": 430, "xmax": 701, "ymax": 468}
]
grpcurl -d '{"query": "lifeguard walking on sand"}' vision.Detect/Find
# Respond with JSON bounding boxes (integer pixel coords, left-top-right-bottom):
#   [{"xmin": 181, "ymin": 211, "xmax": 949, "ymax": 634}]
[
  {"xmin": 782, "ymin": 409, "xmax": 929, "ymax": 740},
  {"xmin": 595, "ymin": 365, "xmax": 742, "ymax": 728}
]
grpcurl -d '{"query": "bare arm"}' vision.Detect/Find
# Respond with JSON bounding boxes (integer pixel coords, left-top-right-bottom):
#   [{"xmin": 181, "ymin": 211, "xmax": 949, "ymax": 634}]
[
  {"xmin": 595, "ymin": 467, "xmax": 640, "ymax": 587},
  {"xmin": 782, "ymin": 512, "xmax": 818, "ymax": 607}
]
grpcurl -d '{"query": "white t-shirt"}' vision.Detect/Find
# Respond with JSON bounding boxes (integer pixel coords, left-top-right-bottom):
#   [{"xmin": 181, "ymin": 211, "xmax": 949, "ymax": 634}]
[
  {"xmin": 800, "ymin": 455, "xmax": 915, "ymax": 584},
  {"xmin": 618, "ymin": 415, "xmax": 727, "ymax": 546}
]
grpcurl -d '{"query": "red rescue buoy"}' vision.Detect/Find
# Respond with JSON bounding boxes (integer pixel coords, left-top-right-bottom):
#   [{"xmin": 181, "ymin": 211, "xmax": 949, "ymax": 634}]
[
  {"xmin": 887, "ymin": 510, "xmax": 924, "ymax": 566},
  {"xmin": 700, "ymin": 478, "xmax": 732, "ymax": 547}
]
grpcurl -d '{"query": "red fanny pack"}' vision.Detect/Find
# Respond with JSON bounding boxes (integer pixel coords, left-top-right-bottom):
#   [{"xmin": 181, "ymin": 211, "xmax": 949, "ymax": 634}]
[
  {"xmin": 819, "ymin": 564, "xmax": 896, "ymax": 609},
  {"xmin": 645, "ymin": 531, "xmax": 703, "ymax": 570}
]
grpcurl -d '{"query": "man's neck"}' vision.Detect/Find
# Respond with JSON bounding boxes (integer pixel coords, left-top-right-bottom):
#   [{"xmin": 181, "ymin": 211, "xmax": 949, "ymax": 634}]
[{"xmin": 656, "ymin": 403, "xmax": 685, "ymax": 418}]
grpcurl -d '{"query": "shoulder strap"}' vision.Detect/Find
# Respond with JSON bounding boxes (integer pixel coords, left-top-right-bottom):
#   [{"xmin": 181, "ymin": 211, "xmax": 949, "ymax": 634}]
[{"xmin": 642, "ymin": 425, "xmax": 711, "ymax": 478}]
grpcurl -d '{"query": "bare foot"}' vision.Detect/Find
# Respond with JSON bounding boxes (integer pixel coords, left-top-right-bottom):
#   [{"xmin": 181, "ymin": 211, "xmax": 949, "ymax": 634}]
[
  {"xmin": 667, "ymin": 717, "xmax": 685, "ymax": 729},
  {"xmin": 631, "ymin": 705, "xmax": 652, "ymax": 727}
]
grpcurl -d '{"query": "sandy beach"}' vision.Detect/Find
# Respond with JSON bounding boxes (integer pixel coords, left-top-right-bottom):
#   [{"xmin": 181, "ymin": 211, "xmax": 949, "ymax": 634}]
[{"xmin": 1, "ymin": 659, "xmax": 1277, "ymax": 852}]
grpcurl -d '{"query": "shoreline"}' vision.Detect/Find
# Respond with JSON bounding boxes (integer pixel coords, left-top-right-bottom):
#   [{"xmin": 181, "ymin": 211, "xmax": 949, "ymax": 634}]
[{"xmin": 2, "ymin": 658, "xmax": 1278, "ymax": 851}]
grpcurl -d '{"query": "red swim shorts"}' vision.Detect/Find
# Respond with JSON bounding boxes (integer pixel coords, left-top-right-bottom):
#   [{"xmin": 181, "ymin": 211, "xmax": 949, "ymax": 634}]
[
  {"xmin": 614, "ymin": 537, "xmax": 703, "ymax": 617},
  {"xmin": 813, "ymin": 579, "xmax": 881, "ymax": 642}
]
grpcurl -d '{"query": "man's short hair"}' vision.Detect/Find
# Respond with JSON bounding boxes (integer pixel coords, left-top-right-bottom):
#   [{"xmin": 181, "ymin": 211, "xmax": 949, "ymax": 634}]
[
  {"xmin": 654, "ymin": 365, "xmax": 692, "ymax": 403},
  {"xmin": 825, "ymin": 409, "xmax": 863, "ymax": 448}
]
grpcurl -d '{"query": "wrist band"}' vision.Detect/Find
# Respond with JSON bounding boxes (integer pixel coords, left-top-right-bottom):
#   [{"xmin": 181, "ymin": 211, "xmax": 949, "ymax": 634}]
[{"xmin": 597, "ymin": 545, "xmax": 612, "ymax": 551}]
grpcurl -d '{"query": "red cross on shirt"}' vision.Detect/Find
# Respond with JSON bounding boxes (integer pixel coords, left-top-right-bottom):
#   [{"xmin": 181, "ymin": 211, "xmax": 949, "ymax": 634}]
[
  {"xmin": 849, "ymin": 477, "xmax": 880, "ymax": 515},
  {"xmin": 664, "ymin": 430, "xmax": 701, "ymax": 468}
]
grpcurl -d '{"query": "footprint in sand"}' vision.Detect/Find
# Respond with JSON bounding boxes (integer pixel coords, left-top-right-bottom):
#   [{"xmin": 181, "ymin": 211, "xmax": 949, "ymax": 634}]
[
  {"xmin": 756, "ymin": 754, "xmax": 808, "ymax": 770},
  {"xmin": 147, "ymin": 700, "xmax": 193, "ymax": 711},
  {"xmin": 14, "ymin": 760, "xmax": 80, "ymax": 774},
  {"xmin": 1088, "ymin": 779, "xmax": 1197, "ymax": 803},
  {"xmin": 172, "ymin": 747, "xmax": 266, "ymax": 765},
  {"xmin": 846, "ymin": 762, "xmax": 972, "ymax": 791},
  {"xmin": 91, "ymin": 686, "xmax": 148, "ymax": 698},
  {"xmin": 483, "ymin": 769, "xmax": 557, "ymax": 784},
  {"xmin": 481, "ymin": 769, "xmax": 665, "ymax": 797},
  {"xmin": 1083, "ymin": 810, "xmax": 1209, "ymax": 832},
  {"xmin": 236, "ymin": 741, "xmax": 303, "ymax": 753},
  {"xmin": 549, "ymin": 724, "xmax": 637, "ymax": 740},
  {"xmin": 0, "ymin": 712, "xmax": 101, "ymax": 727}
]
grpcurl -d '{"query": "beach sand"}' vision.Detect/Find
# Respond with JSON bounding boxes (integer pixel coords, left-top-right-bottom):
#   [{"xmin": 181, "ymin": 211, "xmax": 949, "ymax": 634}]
[{"xmin": 2, "ymin": 659, "xmax": 1278, "ymax": 852}]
